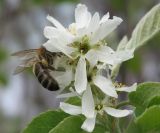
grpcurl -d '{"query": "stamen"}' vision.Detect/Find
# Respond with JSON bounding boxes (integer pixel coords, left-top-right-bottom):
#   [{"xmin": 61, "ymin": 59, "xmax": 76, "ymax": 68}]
[
  {"xmin": 114, "ymin": 82, "xmax": 126, "ymax": 88},
  {"xmin": 95, "ymin": 104, "xmax": 103, "ymax": 111}
]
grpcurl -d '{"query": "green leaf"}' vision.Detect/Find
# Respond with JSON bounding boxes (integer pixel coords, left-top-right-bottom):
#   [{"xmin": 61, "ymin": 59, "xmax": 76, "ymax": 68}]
[
  {"xmin": 49, "ymin": 115, "xmax": 106, "ymax": 133},
  {"xmin": 136, "ymin": 105, "xmax": 160, "ymax": 133},
  {"xmin": 126, "ymin": 106, "xmax": 160, "ymax": 133},
  {"xmin": 129, "ymin": 82, "xmax": 160, "ymax": 116},
  {"xmin": 147, "ymin": 96, "xmax": 160, "ymax": 107},
  {"xmin": 126, "ymin": 4, "xmax": 160, "ymax": 50},
  {"xmin": 23, "ymin": 110, "xmax": 69, "ymax": 133}
]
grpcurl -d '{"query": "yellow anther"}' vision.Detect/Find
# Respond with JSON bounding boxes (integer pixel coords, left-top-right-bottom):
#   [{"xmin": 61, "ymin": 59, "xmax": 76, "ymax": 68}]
[{"xmin": 114, "ymin": 82, "xmax": 125, "ymax": 88}]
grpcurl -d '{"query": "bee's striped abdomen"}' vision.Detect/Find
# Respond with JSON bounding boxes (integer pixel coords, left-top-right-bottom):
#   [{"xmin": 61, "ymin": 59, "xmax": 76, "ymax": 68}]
[{"xmin": 33, "ymin": 62, "xmax": 59, "ymax": 91}]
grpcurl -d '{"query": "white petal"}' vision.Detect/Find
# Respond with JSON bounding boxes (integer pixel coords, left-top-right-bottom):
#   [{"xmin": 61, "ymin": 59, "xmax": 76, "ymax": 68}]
[
  {"xmin": 75, "ymin": 4, "xmax": 91, "ymax": 29},
  {"xmin": 77, "ymin": 27, "xmax": 88, "ymax": 37},
  {"xmin": 100, "ymin": 12, "xmax": 110, "ymax": 24},
  {"xmin": 44, "ymin": 26, "xmax": 74, "ymax": 44},
  {"xmin": 96, "ymin": 46, "xmax": 115, "ymax": 65},
  {"xmin": 60, "ymin": 102, "xmax": 81, "ymax": 115},
  {"xmin": 74, "ymin": 56, "xmax": 87, "ymax": 94},
  {"xmin": 116, "ymin": 83, "xmax": 137, "ymax": 92},
  {"xmin": 96, "ymin": 51, "xmax": 116, "ymax": 65},
  {"xmin": 85, "ymin": 50, "xmax": 99, "ymax": 67},
  {"xmin": 55, "ymin": 70, "xmax": 74, "ymax": 89},
  {"xmin": 81, "ymin": 117, "xmax": 96, "ymax": 132},
  {"xmin": 87, "ymin": 12, "xmax": 100, "ymax": 35},
  {"xmin": 43, "ymin": 38, "xmax": 74, "ymax": 58},
  {"xmin": 44, "ymin": 26, "xmax": 58, "ymax": 39},
  {"xmin": 47, "ymin": 15, "xmax": 66, "ymax": 30},
  {"xmin": 93, "ymin": 75, "xmax": 118, "ymax": 98},
  {"xmin": 91, "ymin": 16, "xmax": 123, "ymax": 44},
  {"xmin": 98, "ymin": 46, "xmax": 115, "ymax": 54},
  {"xmin": 57, "ymin": 92, "xmax": 77, "ymax": 98},
  {"xmin": 112, "ymin": 49, "xmax": 134, "ymax": 64},
  {"xmin": 104, "ymin": 107, "xmax": 133, "ymax": 117},
  {"xmin": 96, "ymin": 46, "xmax": 134, "ymax": 65},
  {"xmin": 82, "ymin": 85, "xmax": 95, "ymax": 118},
  {"xmin": 43, "ymin": 41, "xmax": 60, "ymax": 52},
  {"xmin": 44, "ymin": 26, "xmax": 74, "ymax": 40}
]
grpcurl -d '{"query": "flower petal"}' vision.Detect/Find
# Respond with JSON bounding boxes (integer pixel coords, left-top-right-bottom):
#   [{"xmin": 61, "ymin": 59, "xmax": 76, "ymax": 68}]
[
  {"xmin": 60, "ymin": 102, "xmax": 82, "ymax": 115},
  {"xmin": 81, "ymin": 117, "xmax": 96, "ymax": 132},
  {"xmin": 75, "ymin": 4, "xmax": 91, "ymax": 29},
  {"xmin": 74, "ymin": 56, "xmax": 87, "ymax": 94},
  {"xmin": 87, "ymin": 12, "xmax": 100, "ymax": 35},
  {"xmin": 47, "ymin": 15, "xmax": 66, "ymax": 30},
  {"xmin": 100, "ymin": 12, "xmax": 110, "ymax": 24},
  {"xmin": 43, "ymin": 38, "xmax": 74, "ymax": 58},
  {"xmin": 85, "ymin": 49, "xmax": 99, "ymax": 67},
  {"xmin": 82, "ymin": 85, "xmax": 95, "ymax": 118},
  {"xmin": 55, "ymin": 70, "xmax": 74, "ymax": 89},
  {"xmin": 112, "ymin": 49, "xmax": 134, "ymax": 64},
  {"xmin": 104, "ymin": 107, "xmax": 133, "ymax": 117},
  {"xmin": 96, "ymin": 51, "xmax": 116, "ymax": 65},
  {"xmin": 93, "ymin": 75, "xmax": 118, "ymax": 98},
  {"xmin": 96, "ymin": 46, "xmax": 134, "ymax": 65},
  {"xmin": 116, "ymin": 83, "xmax": 137, "ymax": 92},
  {"xmin": 93, "ymin": 46, "xmax": 117, "ymax": 65},
  {"xmin": 43, "ymin": 41, "xmax": 60, "ymax": 52},
  {"xmin": 87, "ymin": 45, "xmax": 117, "ymax": 67},
  {"xmin": 44, "ymin": 26, "xmax": 59, "ymax": 39},
  {"xmin": 91, "ymin": 16, "xmax": 123, "ymax": 44},
  {"xmin": 57, "ymin": 92, "xmax": 77, "ymax": 98},
  {"xmin": 44, "ymin": 25, "xmax": 74, "ymax": 44}
]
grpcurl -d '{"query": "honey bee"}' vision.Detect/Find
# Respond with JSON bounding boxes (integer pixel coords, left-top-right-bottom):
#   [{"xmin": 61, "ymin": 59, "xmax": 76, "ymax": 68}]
[{"xmin": 12, "ymin": 46, "xmax": 62, "ymax": 91}]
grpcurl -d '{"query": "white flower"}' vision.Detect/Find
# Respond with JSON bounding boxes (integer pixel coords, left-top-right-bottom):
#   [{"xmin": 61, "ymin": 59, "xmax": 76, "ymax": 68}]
[
  {"xmin": 60, "ymin": 86, "xmax": 133, "ymax": 132},
  {"xmin": 43, "ymin": 4, "xmax": 134, "ymax": 94},
  {"xmin": 57, "ymin": 70, "xmax": 137, "ymax": 100}
]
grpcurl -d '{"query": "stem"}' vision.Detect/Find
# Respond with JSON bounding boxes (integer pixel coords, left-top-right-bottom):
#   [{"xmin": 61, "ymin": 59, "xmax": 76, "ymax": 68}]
[
  {"xmin": 116, "ymin": 101, "xmax": 131, "ymax": 108},
  {"xmin": 116, "ymin": 119, "xmax": 122, "ymax": 133},
  {"xmin": 109, "ymin": 117, "xmax": 122, "ymax": 133}
]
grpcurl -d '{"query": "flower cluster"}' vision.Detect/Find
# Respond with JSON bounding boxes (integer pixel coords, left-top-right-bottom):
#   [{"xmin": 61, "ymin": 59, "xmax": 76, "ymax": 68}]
[{"xmin": 43, "ymin": 4, "xmax": 137, "ymax": 132}]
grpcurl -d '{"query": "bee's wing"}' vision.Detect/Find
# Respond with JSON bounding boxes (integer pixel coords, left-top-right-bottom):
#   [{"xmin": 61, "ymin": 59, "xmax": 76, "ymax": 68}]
[
  {"xmin": 11, "ymin": 49, "xmax": 38, "ymax": 59},
  {"xmin": 13, "ymin": 66, "xmax": 28, "ymax": 75},
  {"xmin": 13, "ymin": 57, "xmax": 37, "ymax": 75}
]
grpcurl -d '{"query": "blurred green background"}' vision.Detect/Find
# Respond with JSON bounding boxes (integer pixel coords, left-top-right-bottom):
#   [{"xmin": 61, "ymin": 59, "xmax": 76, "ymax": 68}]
[{"xmin": 0, "ymin": 0, "xmax": 160, "ymax": 133}]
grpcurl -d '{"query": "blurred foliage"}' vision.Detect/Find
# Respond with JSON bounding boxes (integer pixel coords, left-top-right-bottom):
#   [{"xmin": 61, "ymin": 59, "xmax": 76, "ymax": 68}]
[
  {"xmin": 0, "ymin": 47, "xmax": 8, "ymax": 63},
  {"xmin": 0, "ymin": 71, "xmax": 8, "ymax": 86},
  {"xmin": 110, "ymin": 0, "xmax": 126, "ymax": 12},
  {"xmin": 0, "ymin": 47, "xmax": 8, "ymax": 86},
  {"xmin": 146, "ymin": 33, "xmax": 160, "ymax": 49},
  {"xmin": 31, "ymin": 0, "xmax": 78, "ymax": 5},
  {"xmin": 123, "ymin": 52, "xmax": 141, "ymax": 73}
]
